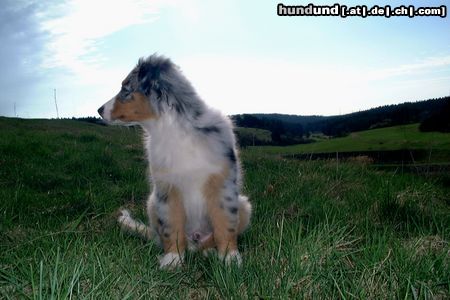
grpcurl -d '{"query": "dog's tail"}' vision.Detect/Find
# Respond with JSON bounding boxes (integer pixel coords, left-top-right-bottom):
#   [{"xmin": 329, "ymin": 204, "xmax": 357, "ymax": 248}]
[
  {"xmin": 237, "ymin": 195, "xmax": 252, "ymax": 234},
  {"xmin": 117, "ymin": 209, "xmax": 153, "ymax": 240}
]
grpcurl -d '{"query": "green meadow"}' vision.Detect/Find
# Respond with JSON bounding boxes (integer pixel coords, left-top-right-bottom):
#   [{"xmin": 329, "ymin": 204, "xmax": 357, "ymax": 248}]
[
  {"xmin": 1, "ymin": 117, "xmax": 449, "ymax": 299},
  {"xmin": 253, "ymin": 124, "xmax": 450, "ymax": 159}
]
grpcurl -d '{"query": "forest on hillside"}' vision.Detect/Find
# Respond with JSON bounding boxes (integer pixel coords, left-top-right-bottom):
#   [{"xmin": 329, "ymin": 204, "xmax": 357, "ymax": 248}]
[{"xmin": 232, "ymin": 96, "xmax": 449, "ymax": 146}]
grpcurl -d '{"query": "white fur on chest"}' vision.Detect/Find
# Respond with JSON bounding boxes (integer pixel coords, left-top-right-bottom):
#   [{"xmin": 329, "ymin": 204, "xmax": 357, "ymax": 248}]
[
  {"xmin": 146, "ymin": 118, "xmax": 221, "ymax": 179},
  {"xmin": 142, "ymin": 116, "xmax": 221, "ymax": 234}
]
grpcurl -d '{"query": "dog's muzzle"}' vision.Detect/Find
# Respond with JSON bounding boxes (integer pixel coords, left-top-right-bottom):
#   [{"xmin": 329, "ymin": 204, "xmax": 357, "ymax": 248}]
[{"xmin": 97, "ymin": 97, "xmax": 116, "ymax": 121}]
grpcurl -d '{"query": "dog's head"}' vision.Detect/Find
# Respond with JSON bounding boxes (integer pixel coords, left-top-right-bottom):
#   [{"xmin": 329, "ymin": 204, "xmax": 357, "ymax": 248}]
[{"xmin": 98, "ymin": 54, "xmax": 175, "ymax": 123}]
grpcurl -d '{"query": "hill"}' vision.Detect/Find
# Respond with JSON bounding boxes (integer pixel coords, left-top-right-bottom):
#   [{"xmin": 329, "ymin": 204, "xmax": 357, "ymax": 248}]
[
  {"xmin": 253, "ymin": 123, "xmax": 450, "ymax": 166},
  {"xmin": 232, "ymin": 96, "xmax": 449, "ymax": 143}
]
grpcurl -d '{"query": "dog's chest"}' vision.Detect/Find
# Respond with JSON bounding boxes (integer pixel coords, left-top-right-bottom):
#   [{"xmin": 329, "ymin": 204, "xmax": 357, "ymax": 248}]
[
  {"xmin": 145, "ymin": 124, "xmax": 220, "ymax": 235},
  {"xmin": 147, "ymin": 125, "xmax": 221, "ymax": 177}
]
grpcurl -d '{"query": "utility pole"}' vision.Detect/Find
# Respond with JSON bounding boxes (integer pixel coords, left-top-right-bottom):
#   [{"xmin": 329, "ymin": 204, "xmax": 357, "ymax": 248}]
[
  {"xmin": 14, "ymin": 102, "xmax": 17, "ymax": 117},
  {"xmin": 54, "ymin": 89, "xmax": 59, "ymax": 119}
]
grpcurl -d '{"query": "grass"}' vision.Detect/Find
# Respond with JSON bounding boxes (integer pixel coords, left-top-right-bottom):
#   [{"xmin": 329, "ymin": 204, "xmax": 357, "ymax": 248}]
[
  {"xmin": 1, "ymin": 117, "xmax": 449, "ymax": 299},
  {"xmin": 254, "ymin": 124, "xmax": 450, "ymax": 161}
]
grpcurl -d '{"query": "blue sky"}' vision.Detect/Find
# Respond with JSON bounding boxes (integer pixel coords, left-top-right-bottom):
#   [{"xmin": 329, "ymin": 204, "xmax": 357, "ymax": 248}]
[{"xmin": 0, "ymin": 0, "xmax": 449, "ymax": 118}]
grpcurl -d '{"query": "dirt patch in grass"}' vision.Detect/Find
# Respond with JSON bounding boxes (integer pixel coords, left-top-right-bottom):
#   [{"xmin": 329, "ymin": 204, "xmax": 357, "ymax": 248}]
[{"xmin": 404, "ymin": 235, "xmax": 449, "ymax": 257}]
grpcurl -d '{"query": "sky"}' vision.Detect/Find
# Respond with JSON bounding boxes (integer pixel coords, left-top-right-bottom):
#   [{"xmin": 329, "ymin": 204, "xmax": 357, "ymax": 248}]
[{"xmin": 0, "ymin": 0, "xmax": 449, "ymax": 118}]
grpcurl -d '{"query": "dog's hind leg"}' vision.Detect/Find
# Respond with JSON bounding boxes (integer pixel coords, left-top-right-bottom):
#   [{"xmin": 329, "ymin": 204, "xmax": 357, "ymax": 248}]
[
  {"xmin": 237, "ymin": 195, "xmax": 252, "ymax": 234},
  {"xmin": 201, "ymin": 195, "xmax": 251, "ymax": 256},
  {"xmin": 204, "ymin": 167, "xmax": 245, "ymax": 266}
]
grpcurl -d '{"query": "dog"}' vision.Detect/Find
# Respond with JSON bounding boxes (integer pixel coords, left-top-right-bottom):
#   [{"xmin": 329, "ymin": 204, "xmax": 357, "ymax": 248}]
[{"xmin": 97, "ymin": 54, "xmax": 252, "ymax": 269}]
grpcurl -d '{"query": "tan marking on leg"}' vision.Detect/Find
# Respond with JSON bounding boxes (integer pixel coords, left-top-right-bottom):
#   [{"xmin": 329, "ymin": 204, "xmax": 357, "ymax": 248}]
[
  {"xmin": 200, "ymin": 197, "xmax": 250, "ymax": 251},
  {"xmin": 203, "ymin": 167, "xmax": 238, "ymax": 255},
  {"xmin": 111, "ymin": 92, "xmax": 158, "ymax": 121},
  {"xmin": 159, "ymin": 187, "xmax": 186, "ymax": 254}
]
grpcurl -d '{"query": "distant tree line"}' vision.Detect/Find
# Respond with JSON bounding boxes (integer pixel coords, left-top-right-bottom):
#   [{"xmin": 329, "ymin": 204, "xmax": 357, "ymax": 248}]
[
  {"xmin": 70, "ymin": 116, "xmax": 106, "ymax": 126},
  {"xmin": 232, "ymin": 96, "xmax": 449, "ymax": 143},
  {"xmin": 419, "ymin": 98, "xmax": 450, "ymax": 132},
  {"xmin": 317, "ymin": 97, "xmax": 449, "ymax": 136},
  {"xmin": 231, "ymin": 114, "xmax": 313, "ymax": 145}
]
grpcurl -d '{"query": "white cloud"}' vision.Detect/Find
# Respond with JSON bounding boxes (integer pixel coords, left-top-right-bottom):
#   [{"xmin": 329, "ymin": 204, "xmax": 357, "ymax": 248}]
[
  {"xmin": 38, "ymin": 0, "xmax": 204, "ymax": 74},
  {"xmin": 28, "ymin": 0, "xmax": 206, "ymax": 117},
  {"xmin": 38, "ymin": 0, "xmax": 163, "ymax": 83},
  {"xmin": 35, "ymin": 0, "xmax": 208, "ymax": 92}
]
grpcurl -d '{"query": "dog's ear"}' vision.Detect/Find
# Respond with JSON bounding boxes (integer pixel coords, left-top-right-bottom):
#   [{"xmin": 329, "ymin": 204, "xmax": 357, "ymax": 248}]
[
  {"xmin": 137, "ymin": 57, "xmax": 171, "ymax": 99},
  {"xmin": 137, "ymin": 59, "xmax": 153, "ymax": 96}
]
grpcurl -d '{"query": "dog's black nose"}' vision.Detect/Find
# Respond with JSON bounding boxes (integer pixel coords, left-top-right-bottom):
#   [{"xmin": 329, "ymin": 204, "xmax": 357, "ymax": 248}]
[{"xmin": 97, "ymin": 106, "xmax": 104, "ymax": 117}]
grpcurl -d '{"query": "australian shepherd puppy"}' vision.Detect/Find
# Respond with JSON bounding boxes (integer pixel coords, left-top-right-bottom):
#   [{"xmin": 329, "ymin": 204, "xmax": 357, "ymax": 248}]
[{"xmin": 97, "ymin": 54, "xmax": 251, "ymax": 269}]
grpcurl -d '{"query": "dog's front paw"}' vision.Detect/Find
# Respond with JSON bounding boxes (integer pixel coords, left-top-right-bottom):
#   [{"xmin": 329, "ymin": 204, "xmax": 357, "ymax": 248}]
[
  {"xmin": 159, "ymin": 253, "xmax": 184, "ymax": 270},
  {"xmin": 219, "ymin": 250, "xmax": 242, "ymax": 267}
]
